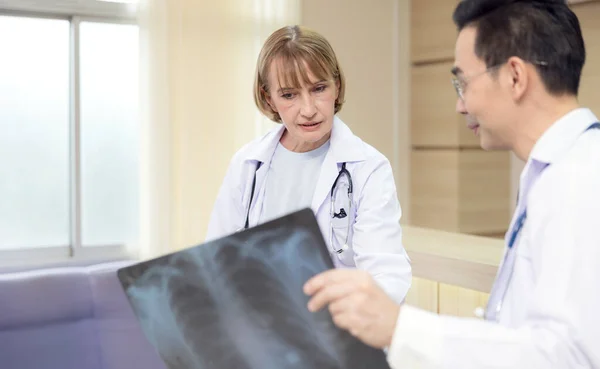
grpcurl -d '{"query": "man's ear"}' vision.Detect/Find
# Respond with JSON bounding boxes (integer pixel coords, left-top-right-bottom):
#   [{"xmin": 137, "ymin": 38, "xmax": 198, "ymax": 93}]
[{"xmin": 506, "ymin": 56, "xmax": 529, "ymax": 102}]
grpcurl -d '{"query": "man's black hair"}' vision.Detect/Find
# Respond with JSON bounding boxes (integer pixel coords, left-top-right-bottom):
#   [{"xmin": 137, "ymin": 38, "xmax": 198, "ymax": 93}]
[{"xmin": 453, "ymin": 0, "xmax": 585, "ymax": 96}]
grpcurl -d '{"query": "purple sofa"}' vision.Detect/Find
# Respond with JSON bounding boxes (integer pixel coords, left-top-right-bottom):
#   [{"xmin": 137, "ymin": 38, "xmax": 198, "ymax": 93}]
[{"xmin": 0, "ymin": 260, "xmax": 167, "ymax": 369}]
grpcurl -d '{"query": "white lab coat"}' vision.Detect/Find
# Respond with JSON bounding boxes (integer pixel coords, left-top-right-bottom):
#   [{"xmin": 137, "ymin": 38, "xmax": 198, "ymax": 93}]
[
  {"xmin": 387, "ymin": 108, "xmax": 600, "ymax": 369},
  {"xmin": 206, "ymin": 116, "xmax": 412, "ymax": 303}
]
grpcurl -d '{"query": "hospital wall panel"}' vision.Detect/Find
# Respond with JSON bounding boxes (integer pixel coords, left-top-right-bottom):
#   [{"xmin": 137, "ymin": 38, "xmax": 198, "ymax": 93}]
[
  {"xmin": 411, "ymin": 150, "xmax": 510, "ymax": 235},
  {"xmin": 457, "ymin": 150, "xmax": 511, "ymax": 234},
  {"xmin": 411, "ymin": 62, "xmax": 480, "ymax": 148},
  {"xmin": 410, "ymin": 0, "xmax": 511, "ymax": 237},
  {"xmin": 573, "ymin": 2, "xmax": 600, "ymax": 117},
  {"xmin": 302, "ymin": 0, "xmax": 412, "ymax": 221},
  {"xmin": 410, "ymin": 150, "xmax": 459, "ymax": 231},
  {"xmin": 411, "ymin": 0, "xmax": 459, "ymax": 63}
]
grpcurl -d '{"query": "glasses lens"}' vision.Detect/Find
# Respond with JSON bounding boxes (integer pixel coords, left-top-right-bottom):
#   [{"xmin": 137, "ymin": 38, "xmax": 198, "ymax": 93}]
[{"xmin": 451, "ymin": 78, "xmax": 463, "ymax": 99}]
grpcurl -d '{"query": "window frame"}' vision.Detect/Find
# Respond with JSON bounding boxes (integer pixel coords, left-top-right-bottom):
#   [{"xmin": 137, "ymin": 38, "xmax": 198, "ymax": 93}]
[
  {"xmin": 0, "ymin": 1, "xmax": 139, "ymax": 268},
  {"xmin": 0, "ymin": 0, "xmax": 137, "ymax": 21}
]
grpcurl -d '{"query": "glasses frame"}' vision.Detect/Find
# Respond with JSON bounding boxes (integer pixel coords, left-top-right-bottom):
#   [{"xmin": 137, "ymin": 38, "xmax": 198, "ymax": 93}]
[{"xmin": 451, "ymin": 60, "xmax": 548, "ymax": 101}]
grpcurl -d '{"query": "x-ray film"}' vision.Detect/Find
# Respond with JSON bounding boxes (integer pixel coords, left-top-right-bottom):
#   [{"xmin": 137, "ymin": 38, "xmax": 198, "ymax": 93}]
[{"xmin": 117, "ymin": 208, "xmax": 391, "ymax": 369}]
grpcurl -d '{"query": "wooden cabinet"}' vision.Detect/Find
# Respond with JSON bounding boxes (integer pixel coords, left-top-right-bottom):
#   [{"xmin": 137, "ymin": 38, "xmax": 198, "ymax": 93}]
[
  {"xmin": 411, "ymin": 150, "xmax": 511, "ymax": 234},
  {"xmin": 405, "ymin": 278, "xmax": 490, "ymax": 319},
  {"xmin": 410, "ymin": 0, "xmax": 511, "ymax": 236},
  {"xmin": 574, "ymin": 2, "xmax": 600, "ymax": 116},
  {"xmin": 412, "ymin": 62, "xmax": 480, "ymax": 148},
  {"xmin": 438, "ymin": 283, "xmax": 489, "ymax": 318},
  {"xmin": 404, "ymin": 277, "xmax": 439, "ymax": 313},
  {"xmin": 411, "ymin": 0, "xmax": 460, "ymax": 63},
  {"xmin": 402, "ymin": 226, "xmax": 500, "ymax": 319}
]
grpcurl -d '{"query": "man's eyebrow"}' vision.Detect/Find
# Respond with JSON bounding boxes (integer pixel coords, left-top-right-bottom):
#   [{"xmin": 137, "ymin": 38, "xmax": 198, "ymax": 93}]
[{"xmin": 451, "ymin": 66, "xmax": 462, "ymax": 76}]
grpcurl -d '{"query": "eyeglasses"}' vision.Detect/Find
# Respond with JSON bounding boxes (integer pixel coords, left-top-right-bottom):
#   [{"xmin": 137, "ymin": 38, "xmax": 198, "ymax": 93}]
[{"xmin": 451, "ymin": 61, "xmax": 548, "ymax": 101}]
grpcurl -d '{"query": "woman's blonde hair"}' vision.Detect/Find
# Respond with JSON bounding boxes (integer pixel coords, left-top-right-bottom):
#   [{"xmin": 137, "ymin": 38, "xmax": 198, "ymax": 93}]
[{"xmin": 253, "ymin": 25, "xmax": 346, "ymax": 123}]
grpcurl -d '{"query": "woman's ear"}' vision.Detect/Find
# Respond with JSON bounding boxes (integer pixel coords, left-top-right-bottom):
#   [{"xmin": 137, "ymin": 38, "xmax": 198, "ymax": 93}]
[{"xmin": 265, "ymin": 89, "xmax": 277, "ymax": 113}]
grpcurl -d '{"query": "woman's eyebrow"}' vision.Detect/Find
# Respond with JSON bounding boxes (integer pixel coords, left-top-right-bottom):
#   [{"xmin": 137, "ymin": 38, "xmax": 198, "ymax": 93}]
[
  {"xmin": 277, "ymin": 79, "xmax": 327, "ymax": 93},
  {"xmin": 277, "ymin": 86, "xmax": 295, "ymax": 93}
]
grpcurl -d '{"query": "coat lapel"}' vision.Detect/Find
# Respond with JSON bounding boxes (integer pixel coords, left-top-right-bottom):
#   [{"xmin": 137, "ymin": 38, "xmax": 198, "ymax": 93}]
[
  {"xmin": 243, "ymin": 124, "xmax": 285, "ymax": 227},
  {"xmin": 249, "ymin": 162, "xmax": 270, "ymax": 228},
  {"xmin": 310, "ymin": 117, "xmax": 366, "ymax": 213}
]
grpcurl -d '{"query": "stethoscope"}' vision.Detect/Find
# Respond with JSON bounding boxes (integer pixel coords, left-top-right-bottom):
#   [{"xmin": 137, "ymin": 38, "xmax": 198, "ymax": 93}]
[
  {"xmin": 484, "ymin": 121, "xmax": 600, "ymax": 322},
  {"xmin": 243, "ymin": 162, "xmax": 353, "ymax": 255}
]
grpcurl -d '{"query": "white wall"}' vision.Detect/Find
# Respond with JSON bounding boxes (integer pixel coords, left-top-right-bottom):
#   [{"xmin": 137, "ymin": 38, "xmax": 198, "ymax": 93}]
[
  {"xmin": 301, "ymin": 0, "xmax": 412, "ymax": 223},
  {"xmin": 141, "ymin": 0, "xmax": 300, "ymax": 253}
]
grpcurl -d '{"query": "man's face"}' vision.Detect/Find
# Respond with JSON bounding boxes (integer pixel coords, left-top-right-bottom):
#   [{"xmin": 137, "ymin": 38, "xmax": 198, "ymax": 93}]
[{"xmin": 452, "ymin": 26, "xmax": 513, "ymax": 150}]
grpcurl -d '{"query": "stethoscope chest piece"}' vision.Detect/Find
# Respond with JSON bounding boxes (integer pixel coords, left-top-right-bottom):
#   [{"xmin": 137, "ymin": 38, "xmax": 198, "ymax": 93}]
[{"xmin": 335, "ymin": 243, "xmax": 349, "ymax": 254}]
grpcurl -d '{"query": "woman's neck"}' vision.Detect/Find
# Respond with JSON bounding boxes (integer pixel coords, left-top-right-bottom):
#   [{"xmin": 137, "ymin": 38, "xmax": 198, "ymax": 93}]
[{"xmin": 280, "ymin": 130, "xmax": 331, "ymax": 153}]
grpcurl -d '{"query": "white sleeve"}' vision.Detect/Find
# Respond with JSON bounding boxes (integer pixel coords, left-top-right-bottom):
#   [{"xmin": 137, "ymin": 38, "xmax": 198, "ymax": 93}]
[
  {"xmin": 352, "ymin": 159, "xmax": 412, "ymax": 304},
  {"xmin": 205, "ymin": 157, "xmax": 245, "ymax": 242},
  {"xmin": 387, "ymin": 305, "xmax": 532, "ymax": 369},
  {"xmin": 386, "ymin": 305, "xmax": 443, "ymax": 369}
]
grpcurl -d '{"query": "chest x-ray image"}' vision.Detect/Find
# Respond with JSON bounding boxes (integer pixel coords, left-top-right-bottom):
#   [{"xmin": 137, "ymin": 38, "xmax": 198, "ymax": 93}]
[{"xmin": 117, "ymin": 208, "xmax": 390, "ymax": 369}]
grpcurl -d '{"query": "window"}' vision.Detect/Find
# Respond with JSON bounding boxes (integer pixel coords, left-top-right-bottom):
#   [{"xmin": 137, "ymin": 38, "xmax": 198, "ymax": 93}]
[
  {"xmin": 0, "ymin": 2, "xmax": 139, "ymax": 265},
  {"xmin": 80, "ymin": 21, "xmax": 139, "ymax": 247},
  {"xmin": 0, "ymin": 16, "xmax": 71, "ymax": 250}
]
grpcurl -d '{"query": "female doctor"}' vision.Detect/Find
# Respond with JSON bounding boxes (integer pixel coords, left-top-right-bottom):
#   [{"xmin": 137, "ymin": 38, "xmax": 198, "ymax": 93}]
[{"xmin": 206, "ymin": 25, "xmax": 411, "ymax": 303}]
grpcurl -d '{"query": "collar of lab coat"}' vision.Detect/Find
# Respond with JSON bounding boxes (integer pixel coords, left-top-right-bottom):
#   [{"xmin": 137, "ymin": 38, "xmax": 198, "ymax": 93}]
[
  {"xmin": 243, "ymin": 115, "xmax": 367, "ymax": 165},
  {"xmin": 529, "ymin": 107, "xmax": 599, "ymax": 165}
]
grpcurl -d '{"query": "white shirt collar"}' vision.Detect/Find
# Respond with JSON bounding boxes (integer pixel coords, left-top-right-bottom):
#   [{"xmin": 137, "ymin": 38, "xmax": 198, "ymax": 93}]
[{"xmin": 529, "ymin": 107, "xmax": 599, "ymax": 164}]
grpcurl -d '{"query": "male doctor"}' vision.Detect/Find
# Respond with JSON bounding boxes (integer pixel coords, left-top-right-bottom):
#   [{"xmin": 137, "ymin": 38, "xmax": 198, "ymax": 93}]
[{"xmin": 304, "ymin": 0, "xmax": 600, "ymax": 368}]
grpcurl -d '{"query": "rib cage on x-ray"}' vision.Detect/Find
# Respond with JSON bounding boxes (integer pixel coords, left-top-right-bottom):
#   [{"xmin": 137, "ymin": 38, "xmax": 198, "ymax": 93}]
[{"xmin": 119, "ymin": 210, "xmax": 390, "ymax": 369}]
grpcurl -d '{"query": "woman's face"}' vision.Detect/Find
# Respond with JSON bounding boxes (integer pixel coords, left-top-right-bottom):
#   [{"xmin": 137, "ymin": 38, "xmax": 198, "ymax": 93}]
[{"xmin": 266, "ymin": 57, "xmax": 339, "ymax": 152}]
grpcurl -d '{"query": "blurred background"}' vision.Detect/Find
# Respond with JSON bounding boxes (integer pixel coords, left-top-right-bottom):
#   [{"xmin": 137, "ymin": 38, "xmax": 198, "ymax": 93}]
[{"xmin": 1, "ymin": 0, "xmax": 598, "ymax": 268}]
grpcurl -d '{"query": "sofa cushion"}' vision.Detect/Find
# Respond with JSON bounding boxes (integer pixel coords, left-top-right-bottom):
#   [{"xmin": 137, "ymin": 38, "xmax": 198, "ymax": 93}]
[
  {"xmin": 0, "ymin": 267, "xmax": 94, "ymax": 330},
  {"xmin": 0, "ymin": 260, "xmax": 166, "ymax": 369},
  {"xmin": 89, "ymin": 261, "xmax": 167, "ymax": 369},
  {"xmin": 0, "ymin": 320, "xmax": 102, "ymax": 369}
]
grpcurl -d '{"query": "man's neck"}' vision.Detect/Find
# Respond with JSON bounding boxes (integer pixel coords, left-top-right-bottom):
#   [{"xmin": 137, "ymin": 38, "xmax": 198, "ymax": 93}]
[{"xmin": 511, "ymin": 96, "xmax": 580, "ymax": 162}]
